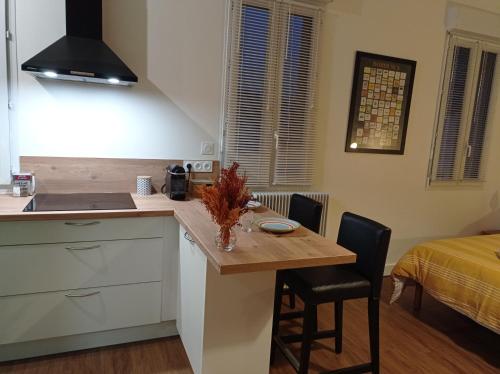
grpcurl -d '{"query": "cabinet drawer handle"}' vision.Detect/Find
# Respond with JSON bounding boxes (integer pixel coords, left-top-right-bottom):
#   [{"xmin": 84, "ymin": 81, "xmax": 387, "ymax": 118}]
[
  {"xmin": 65, "ymin": 291, "xmax": 101, "ymax": 298},
  {"xmin": 65, "ymin": 244, "xmax": 101, "ymax": 251},
  {"xmin": 64, "ymin": 221, "xmax": 101, "ymax": 227},
  {"xmin": 184, "ymin": 231, "xmax": 195, "ymax": 244}
]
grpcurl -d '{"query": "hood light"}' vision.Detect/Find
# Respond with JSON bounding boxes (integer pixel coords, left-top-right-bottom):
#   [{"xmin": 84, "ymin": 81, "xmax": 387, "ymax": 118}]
[
  {"xmin": 108, "ymin": 78, "xmax": 120, "ymax": 85},
  {"xmin": 44, "ymin": 71, "xmax": 58, "ymax": 78}
]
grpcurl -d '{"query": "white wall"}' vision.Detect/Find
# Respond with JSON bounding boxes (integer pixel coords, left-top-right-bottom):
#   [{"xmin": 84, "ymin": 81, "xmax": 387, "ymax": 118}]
[
  {"xmin": 11, "ymin": 0, "xmax": 500, "ymax": 269},
  {"xmin": 0, "ymin": 0, "xmax": 10, "ymax": 185},
  {"xmin": 14, "ymin": 0, "xmax": 225, "ymax": 161},
  {"xmin": 318, "ymin": 0, "xmax": 500, "ymax": 268}
]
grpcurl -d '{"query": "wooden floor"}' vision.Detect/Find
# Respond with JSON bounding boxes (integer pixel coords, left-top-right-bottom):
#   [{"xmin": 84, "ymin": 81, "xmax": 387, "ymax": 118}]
[{"xmin": 1, "ymin": 278, "xmax": 498, "ymax": 374}]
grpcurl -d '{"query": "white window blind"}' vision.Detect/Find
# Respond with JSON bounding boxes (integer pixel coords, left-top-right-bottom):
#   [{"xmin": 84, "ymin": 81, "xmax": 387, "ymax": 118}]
[
  {"xmin": 223, "ymin": 0, "xmax": 321, "ymax": 188},
  {"xmin": 430, "ymin": 34, "xmax": 498, "ymax": 184},
  {"xmin": 273, "ymin": 4, "xmax": 320, "ymax": 185}
]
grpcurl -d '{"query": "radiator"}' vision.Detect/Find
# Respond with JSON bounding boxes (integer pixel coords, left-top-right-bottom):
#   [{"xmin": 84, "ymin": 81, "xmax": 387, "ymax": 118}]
[{"xmin": 251, "ymin": 192, "xmax": 329, "ymax": 236}]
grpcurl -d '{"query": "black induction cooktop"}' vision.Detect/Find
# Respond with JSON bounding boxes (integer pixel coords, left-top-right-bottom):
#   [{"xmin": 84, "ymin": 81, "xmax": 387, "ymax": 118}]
[{"xmin": 23, "ymin": 193, "xmax": 137, "ymax": 212}]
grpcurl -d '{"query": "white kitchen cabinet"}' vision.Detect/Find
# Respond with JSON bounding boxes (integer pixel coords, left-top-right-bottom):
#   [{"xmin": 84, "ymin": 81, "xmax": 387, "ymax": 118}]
[
  {"xmin": 0, "ymin": 216, "xmax": 178, "ymax": 361},
  {"xmin": 0, "ymin": 282, "xmax": 162, "ymax": 344},
  {"xmin": 0, "ymin": 238, "xmax": 163, "ymax": 296},
  {"xmin": 177, "ymin": 225, "xmax": 276, "ymax": 374},
  {"xmin": 177, "ymin": 225, "xmax": 207, "ymax": 374},
  {"xmin": 0, "ymin": 217, "xmax": 164, "ymax": 246},
  {"xmin": 162, "ymin": 216, "xmax": 179, "ymax": 322}
]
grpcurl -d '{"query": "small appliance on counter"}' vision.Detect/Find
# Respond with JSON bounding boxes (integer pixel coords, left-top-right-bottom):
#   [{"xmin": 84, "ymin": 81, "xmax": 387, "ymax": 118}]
[
  {"xmin": 161, "ymin": 165, "xmax": 187, "ymax": 201},
  {"xmin": 12, "ymin": 172, "xmax": 35, "ymax": 197}
]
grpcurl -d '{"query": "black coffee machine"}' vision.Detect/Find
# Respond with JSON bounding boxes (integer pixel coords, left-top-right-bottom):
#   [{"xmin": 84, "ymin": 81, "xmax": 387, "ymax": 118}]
[{"xmin": 161, "ymin": 165, "xmax": 187, "ymax": 200}]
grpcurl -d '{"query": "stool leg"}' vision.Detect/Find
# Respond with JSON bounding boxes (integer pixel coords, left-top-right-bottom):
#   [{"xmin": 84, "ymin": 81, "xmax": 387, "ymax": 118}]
[
  {"xmin": 298, "ymin": 303, "xmax": 315, "ymax": 374},
  {"xmin": 312, "ymin": 305, "xmax": 318, "ymax": 333},
  {"xmin": 289, "ymin": 292, "xmax": 296, "ymax": 309},
  {"xmin": 334, "ymin": 300, "xmax": 343, "ymax": 353},
  {"xmin": 271, "ymin": 272, "xmax": 284, "ymax": 364},
  {"xmin": 368, "ymin": 298, "xmax": 380, "ymax": 374}
]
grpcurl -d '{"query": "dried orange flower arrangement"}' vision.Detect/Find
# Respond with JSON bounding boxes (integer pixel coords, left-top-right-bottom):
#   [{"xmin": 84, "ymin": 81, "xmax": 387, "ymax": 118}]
[{"xmin": 201, "ymin": 162, "xmax": 251, "ymax": 251}]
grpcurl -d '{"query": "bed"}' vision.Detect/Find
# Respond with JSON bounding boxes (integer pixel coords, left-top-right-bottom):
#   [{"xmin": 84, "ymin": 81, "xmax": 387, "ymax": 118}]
[{"xmin": 390, "ymin": 234, "xmax": 500, "ymax": 334}]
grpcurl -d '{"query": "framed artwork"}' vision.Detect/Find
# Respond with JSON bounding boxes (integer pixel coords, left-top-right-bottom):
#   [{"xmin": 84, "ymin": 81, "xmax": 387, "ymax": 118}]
[{"xmin": 345, "ymin": 52, "xmax": 416, "ymax": 154}]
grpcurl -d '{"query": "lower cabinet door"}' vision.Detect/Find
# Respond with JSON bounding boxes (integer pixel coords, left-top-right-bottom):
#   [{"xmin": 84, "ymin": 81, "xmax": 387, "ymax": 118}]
[
  {"xmin": 0, "ymin": 238, "xmax": 163, "ymax": 296},
  {"xmin": 0, "ymin": 282, "xmax": 162, "ymax": 345},
  {"xmin": 178, "ymin": 226, "xmax": 207, "ymax": 374}
]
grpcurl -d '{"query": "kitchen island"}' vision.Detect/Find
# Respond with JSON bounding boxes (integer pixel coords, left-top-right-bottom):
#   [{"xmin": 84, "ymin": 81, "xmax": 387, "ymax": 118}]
[{"xmin": 0, "ymin": 193, "xmax": 355, "ymax": 374}]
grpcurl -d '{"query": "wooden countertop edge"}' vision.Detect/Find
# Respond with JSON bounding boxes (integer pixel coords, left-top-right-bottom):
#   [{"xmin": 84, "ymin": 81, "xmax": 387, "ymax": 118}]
[
  {"xmin": 174, "ymin": 208, "xmax": 357, "ymax": 275},
  {"xmin": 217, "ymin": 254, "xmax": 358, "ymax": 275},
  {"xmin": 0, "ymin": 209, "xmax": 175, "ymax": 222}
]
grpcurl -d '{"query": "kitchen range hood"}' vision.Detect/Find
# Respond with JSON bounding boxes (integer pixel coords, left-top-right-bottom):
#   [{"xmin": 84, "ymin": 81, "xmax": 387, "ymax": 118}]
[{"xmin": 21, "ymin": 0, "xmax": 137, "ymax": 86}]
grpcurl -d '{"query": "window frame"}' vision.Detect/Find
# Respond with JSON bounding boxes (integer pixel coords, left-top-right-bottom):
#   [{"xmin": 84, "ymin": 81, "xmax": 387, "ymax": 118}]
[
  {"xmin": 428, "ymin": 32, "xmax": 499, "ymax": 186},
  {"xmin": 0, "ymin": 0, "xmax": 11, "ymax": 185},
  {"xmin": 221, "ymin": 0, "xmax": 321, "ymax": 189}
]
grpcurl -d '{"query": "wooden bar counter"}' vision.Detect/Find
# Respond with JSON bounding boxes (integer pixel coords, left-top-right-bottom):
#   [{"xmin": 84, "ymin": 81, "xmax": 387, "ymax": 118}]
[{"xmin": 0, "ymin": 194, "xmax": 355, "ymax": 275}]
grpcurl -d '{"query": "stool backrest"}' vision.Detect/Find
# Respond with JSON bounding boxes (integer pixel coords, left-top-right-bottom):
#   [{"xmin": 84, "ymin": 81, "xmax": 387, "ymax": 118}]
[
  {"xmin": 337, "ymin": 212, "xmax": 391, "ymax": 298},
  {"xmin": 288, "ymin": 194, "xmax": 323, "ymax": 234}
]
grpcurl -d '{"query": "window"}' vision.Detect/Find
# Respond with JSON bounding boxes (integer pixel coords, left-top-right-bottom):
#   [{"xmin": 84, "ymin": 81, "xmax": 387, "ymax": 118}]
[
  {"xmin": 222, "ymin": 0, "xmax": 321, "ymax": 188},
  {"xmin": 429, "ymin": 34, "xmax": 498, "ymax": 184},
  {"xmin": 0, "ymin": 0, "xmax": 11, "ymax": 184}
]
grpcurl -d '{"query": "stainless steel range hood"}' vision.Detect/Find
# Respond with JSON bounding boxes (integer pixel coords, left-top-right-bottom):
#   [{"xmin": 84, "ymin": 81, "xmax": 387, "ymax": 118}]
[{"xmin": 21, "ymin": 0, "xmax": 138, "ymax": 86}]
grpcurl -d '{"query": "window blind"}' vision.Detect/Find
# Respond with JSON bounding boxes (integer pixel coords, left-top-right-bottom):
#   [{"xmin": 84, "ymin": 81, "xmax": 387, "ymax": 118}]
[
  {"xmin": 223, "ymin": 0, "xmax": 321, "ymax": 188},
  {"xmin": 273, "ymin": 4, "xmax": 320, "ymax": 185},
  {"xmin": 435, "ymin": 44, "xmax": 471, "ymax": 181},
  {"xmin": 223, "ymin": 0, "xmax": 276, "ymax": 187},
  {"xmin": 430, "ymin": 34, "xmax": 499, "ymax": 184},
  {"xmin": 463, "ymin": 51, "xmax": 497, "ymax": 180}
]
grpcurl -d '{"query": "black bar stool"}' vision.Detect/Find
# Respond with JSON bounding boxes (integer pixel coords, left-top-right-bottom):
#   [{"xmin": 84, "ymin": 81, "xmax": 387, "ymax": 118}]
[
  {"xmin": 283, "ymin": 194, "xmax": 323, "ymax": 309},
  {"xmin": 271, "ymin": 212, "xmax": 391, "ymax": 374}
]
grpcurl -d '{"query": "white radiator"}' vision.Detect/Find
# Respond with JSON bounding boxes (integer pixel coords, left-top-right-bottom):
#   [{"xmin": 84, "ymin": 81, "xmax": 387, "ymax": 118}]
[{"xmin": 251, "ymin": 192, "xmax": 329, "ymax": 236}]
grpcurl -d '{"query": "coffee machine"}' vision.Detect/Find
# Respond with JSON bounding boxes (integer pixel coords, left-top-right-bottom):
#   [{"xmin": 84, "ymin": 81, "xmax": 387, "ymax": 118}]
[{"xmin": 161, "ymin": 165, "xmax": 187, "ymax": 200}]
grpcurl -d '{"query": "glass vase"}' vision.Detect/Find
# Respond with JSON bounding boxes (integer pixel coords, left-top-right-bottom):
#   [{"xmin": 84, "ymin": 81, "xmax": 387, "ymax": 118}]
[
  {"xmin": 240, "ymin": 210, "xmax": 255, "ymax": 233},
  {"xmin": 215, "ymin": 227, "xmax": 237, "ymax": 252}
]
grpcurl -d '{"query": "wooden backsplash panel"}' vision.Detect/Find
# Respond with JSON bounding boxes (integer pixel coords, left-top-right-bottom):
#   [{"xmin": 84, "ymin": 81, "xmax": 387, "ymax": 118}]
[{"xmin": 20, "ymin": 157, "xmax": 220, "ymax": 193}]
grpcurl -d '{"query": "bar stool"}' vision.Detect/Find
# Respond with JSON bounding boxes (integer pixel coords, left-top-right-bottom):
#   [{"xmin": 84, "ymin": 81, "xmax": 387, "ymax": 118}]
[
  {"xmin": 283, "ymin": 194, "xmax": 323, "ymax": 309},
  {"xmin": 271, "ymin": 212, "xmax": 391, "ymax": 374}
]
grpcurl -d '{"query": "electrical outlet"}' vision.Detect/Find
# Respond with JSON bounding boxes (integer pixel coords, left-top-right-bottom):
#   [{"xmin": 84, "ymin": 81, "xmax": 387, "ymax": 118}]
[
  {"xmin": 201, "ymin": 141, "xmax": 215, "ymax": 155},
  {"xmin": 183, "ymin": 160, "xmax": 213, "ymax": 173}
]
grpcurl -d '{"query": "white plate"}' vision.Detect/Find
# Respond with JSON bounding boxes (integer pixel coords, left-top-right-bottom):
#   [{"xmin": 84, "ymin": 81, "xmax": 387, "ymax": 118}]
[
  {"xmin": 255, "ymin": 218, "xmax": 301, "ymax": 233},
  {"xmin": 246, "ymin": 200, "xmax": 262, "ymax": 210}
]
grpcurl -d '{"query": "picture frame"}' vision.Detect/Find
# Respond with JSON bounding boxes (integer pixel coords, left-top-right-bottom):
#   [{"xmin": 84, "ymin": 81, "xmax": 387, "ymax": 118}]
[{"xmin": 345, "ymin": 51, "xmax": 416, "ymax": 154}]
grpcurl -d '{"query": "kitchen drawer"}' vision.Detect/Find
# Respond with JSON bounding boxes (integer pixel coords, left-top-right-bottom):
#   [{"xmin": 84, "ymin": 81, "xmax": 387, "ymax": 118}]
[
  {"xmin": 0, "ymin": 217, "xmax": 164, "ymax": 246},
  {"xmin": 0, "ymin": 238, "xmax": 163, "ymax": 297},
  {"xmin": 0, "ymin": 282, "xmax": 162, "ymax": 345}
]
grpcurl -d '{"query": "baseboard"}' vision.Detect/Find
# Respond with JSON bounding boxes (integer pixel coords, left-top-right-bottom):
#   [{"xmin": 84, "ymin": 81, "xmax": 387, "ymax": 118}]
[
  {"xmin": 0, "ymin": 321, "xmax": 178, "ymax": 363},
  {"xmin": 384, "ymin": 263, "xmax": 395, "ymax": 276}
]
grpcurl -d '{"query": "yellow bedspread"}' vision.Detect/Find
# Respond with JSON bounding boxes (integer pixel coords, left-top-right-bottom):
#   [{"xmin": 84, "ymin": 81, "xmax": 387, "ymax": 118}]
[{"xmin": 391, "ymin": 234, "xmax": 500, "ymax": 334}]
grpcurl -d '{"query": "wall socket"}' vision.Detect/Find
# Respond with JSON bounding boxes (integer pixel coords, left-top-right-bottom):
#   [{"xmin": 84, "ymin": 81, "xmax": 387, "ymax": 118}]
[
  {"xmin": 183, "ymin": 160, "xmax": 213, "ymax": 173},
  {"xmin": 201, "ymin": 141, "xmax": 215, "ymax": 155}
]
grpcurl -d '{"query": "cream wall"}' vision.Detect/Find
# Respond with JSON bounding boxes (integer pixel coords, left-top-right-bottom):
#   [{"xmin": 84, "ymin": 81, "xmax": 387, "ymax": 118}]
[
  {"xmin": 9, "ymin": 0, "xmax": 500, "ymax": 268},
  {"xmin": 13, "ymin": 0, "xmax": 225, "ymax": 162},
  {"xmin": 318, "ymin": 0, "xmax": 500, "ymax": 269}
]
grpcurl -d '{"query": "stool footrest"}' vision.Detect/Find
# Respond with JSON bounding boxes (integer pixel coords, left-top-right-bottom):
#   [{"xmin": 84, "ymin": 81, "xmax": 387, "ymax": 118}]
[
  {"xmin": 273, "ymin": 336, "xmax": 300, "ymax": 372},
  {"xmin": 280, "ymin": 329, "xmax": 337, "ymax": 343},
  {"xmin": 280, "ymin": 311, "xmax": 304, "ymax": 320},
  {"xmin": 321, "ymin": 363, "xmax": 373, "ymax": 374}
]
